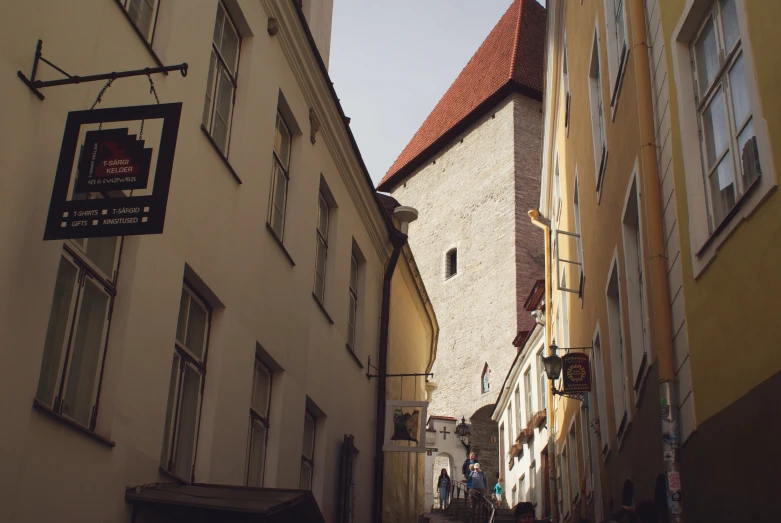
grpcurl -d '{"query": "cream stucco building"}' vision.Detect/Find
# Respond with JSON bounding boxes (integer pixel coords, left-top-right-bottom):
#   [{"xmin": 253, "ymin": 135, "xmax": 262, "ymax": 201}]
[{"xmin": 0, "ymin": 1, "xmax": 437, "ymax": 522}]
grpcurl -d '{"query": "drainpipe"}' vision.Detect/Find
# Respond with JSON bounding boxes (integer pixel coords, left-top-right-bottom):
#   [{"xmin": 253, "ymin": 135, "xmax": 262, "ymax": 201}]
[
  {"xmin": 372, "ymin": 206, "xmax": 418, "ymax": 523},
  {"xmin": 528, "ymin": 210, "xmax": 558, "ymax": 523},
  {"xmin": 627, "ymin": 1, "xmax": 683, "ymax": 520}
]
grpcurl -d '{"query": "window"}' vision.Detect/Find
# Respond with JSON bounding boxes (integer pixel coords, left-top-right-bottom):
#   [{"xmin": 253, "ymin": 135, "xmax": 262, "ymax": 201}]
[
  {"xmin": 515, "ymin": 386, "xmax": 522, "ymax": 433},
  {"xmin": 589, "ymin": 35, "xmax": 608, "ymax": 191},
  {"xmin": 592, "ymin": 332, "xmax": 610, "ymax": 456},
  {"xmin": 507, "ymin": 405, "xmax": 514, "ymax": 444},
  {"xmin": 604, "ymin": 0, "xmax": 628, "ymax": 98},
  {"xmin": 606, "ymin": 262, "xmax": 629, "ymax": 440},
  {"xmin": 36, "ymin": 236, "xmax": 121, "ymax": 430},
  {"xmin": 161, "ymin": 284, "xmax": 210, "ymax": 481},
  {"xmin": 512, "ymin": 485, "xmax": 518, "ymax": 507},
  {"xmin": 560, "ymin": 447, "xmax": 570, "ymax": 512},
  {"xmin": 579, "ymin": 402, "xmax": 593, "ymax": 496},
  {"xmin": 563, "ymin": 40, "xmax": 571, "ymax": 134},
  {"xmin": 573, "ymin": 176, "xmax": 584, "ymax": 295},
  {"xmin": 247, "ymin": 358, "xmax": 272, "ymax": 487},
  {"xmin": 202, "ymin": 1, "xmax": 240, "ymax": 155},
  {"xmin": 538, "ymin": 350, "xmax": 546, "ymax": 415},
  {"xmin": 569, "ymin": 424, "xmax": 580, "ymax": 502},
  {"xmin": 300, "ymin": 411, "xmax": 316, "ymax": 490},
  {"xmin": 481, "ymin": 364, "xmax": 491, "ymax": 394},
  {"xmin": 692, "ymin": 0, "xmax": 759, "ymax": 228},
  {"xmin": 121, "ymin": 0, "xmax": 160, "ymax": 43},
  {"xmin": 622, "ymin": 176, "xmax": 648, "ymax": 390},
  {"xmin": 551, "ymin": 156, "xmax": 562, "ymax": 227},
  {"xmin": 268, "ymin": 112, "xmax": 292, "ymax": 239},
  {"xmin": 313, "ymin": 191, "xmax": 331, "ymax": 303},
  {"xmin": 347, "ymin": 253, "xmax": 359, "ymax": 351},
  {"xmin": 520, "ymin": 474, "xmax": 527, "ymax": 502},
  {"xmin": 524, "ymin": 368, "xmax": 534, "ymax": 423},
  {"xmin": 445, "ymin": 248, "xmax": 457, "ymax": 279},
  {"xmin": 529, "ymin": 462, "xmax": 536, "ymax": 506},
  {"xmin": 499, "ymin": 422, "xmax": 506, "ymax": 472}
]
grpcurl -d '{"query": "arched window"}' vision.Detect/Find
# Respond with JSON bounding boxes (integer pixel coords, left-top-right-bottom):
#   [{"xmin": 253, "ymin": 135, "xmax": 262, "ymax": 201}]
[
  {"xmin": 445, "ymin": 248, "xmax": 458, "ymax": 279},
  {"xmin": 481, "ymin": 364, "xmax": 491, "ymax": 393}
]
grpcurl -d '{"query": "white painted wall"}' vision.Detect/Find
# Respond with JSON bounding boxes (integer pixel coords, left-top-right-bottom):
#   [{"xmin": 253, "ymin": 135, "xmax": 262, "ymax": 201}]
[{"xmin": 0, "ymin": 2, "xmax": 416, "ymax": 523}]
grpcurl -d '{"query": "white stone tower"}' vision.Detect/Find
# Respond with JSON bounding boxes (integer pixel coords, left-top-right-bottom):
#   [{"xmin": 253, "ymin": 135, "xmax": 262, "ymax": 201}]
[{"xmin": 377, "ymin": 0, "xmax": 546, "ymax": 488}]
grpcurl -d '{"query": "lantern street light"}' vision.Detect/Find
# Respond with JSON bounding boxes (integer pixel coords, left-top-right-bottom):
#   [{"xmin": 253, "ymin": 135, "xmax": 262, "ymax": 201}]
[
  {"xmin": 455, "ymin": 416, "xmax": 471, "ymax": 455},
  {"xmin": 544, "ymin": 343, "xmax": 593, "ymax": 401}
]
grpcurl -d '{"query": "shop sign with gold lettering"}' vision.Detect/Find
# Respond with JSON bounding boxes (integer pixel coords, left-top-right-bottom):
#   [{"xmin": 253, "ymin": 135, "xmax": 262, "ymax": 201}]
[{"xmin": 562, "ymin": 353, "xmax": 591, "ymax": 393}]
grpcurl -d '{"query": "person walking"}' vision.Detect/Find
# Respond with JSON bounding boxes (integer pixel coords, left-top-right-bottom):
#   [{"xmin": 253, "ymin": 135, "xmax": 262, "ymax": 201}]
[
  {"xmin": 437, "ymin": 468, "xmax": 451, "ymax": 510},
  {"xmin": 493, "ymin": 477, "xmax": 504, "ymax": 508},
  {"xmin": 468, "ymin": 462, "xmax": 488, "ymax": 502},
  {"xmin": 461, "ymin": 452, "xmax": 477, "ymax": 480}
]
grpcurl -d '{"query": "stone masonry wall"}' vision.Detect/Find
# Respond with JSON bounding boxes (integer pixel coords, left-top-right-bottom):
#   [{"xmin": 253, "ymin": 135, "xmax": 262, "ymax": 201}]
[{"xmin": 389, "ymin": 93, "xmax": 543, "ymax": 421}]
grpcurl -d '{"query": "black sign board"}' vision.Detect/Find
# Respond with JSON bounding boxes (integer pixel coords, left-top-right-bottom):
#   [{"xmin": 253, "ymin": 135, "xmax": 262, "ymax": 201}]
[
  {"xmin": 562, "ymin": 353, "xmax": 591, "ymax": 393},
  {"xmin": 43, "ymin": 102, "xmax": 181, "ymax": 240}
]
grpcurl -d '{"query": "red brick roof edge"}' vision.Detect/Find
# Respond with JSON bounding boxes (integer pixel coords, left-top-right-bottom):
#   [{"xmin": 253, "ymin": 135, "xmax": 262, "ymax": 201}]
[{"xmin": 377, "ymin": 0, "xmax": 545, "ymax": 191}]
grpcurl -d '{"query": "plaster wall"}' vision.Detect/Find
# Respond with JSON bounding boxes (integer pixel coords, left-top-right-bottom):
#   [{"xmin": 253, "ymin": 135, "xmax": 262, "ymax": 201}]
[{"xmin": 0, "ymin": 2, "xmax": 423, "ymax": 523}]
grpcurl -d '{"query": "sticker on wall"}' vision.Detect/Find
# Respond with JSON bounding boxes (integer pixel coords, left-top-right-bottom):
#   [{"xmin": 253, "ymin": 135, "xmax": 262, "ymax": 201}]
[
  {"xmin": 383, "ymin": 400, "xmax": 428, "ymax": 453},
  {"xmin": 43, "ymin": 103, "xmax": 182, "ymax": 240}
]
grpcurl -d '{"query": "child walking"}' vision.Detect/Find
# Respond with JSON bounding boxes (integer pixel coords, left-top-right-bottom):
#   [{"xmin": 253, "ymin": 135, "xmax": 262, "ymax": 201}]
[{"xmin": 493, "ymin": 477, "xmax": 503, "ymax": 508}]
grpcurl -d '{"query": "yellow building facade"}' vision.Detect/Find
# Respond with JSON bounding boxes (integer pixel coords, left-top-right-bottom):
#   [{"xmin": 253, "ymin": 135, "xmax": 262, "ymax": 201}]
[{"xmin": 537, "ymin": 0, "xmax": 780, "ymax": 521}]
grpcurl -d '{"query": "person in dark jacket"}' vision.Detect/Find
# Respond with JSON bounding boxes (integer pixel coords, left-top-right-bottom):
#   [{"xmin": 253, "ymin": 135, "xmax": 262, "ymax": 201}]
[
  {"xmin": 513, "ymin": 501, "xmax": 545, "ymax": 523},
  {"xmin": 437, "ymin": 468, "xmax": 451, "ymax": 510},
  {"xmin": 461, "ymin": 452, "xmax": 477, "ymax": 479}
]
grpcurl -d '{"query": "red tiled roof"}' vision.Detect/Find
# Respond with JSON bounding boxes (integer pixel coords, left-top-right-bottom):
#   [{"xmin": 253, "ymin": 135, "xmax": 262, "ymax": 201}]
[{"xmin": 377, "ymin": 0, "xmax": 545, "ymax": 191}]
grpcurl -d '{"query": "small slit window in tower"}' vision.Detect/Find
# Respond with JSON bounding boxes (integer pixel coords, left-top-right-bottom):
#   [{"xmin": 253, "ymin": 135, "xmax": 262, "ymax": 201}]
[
  {"xmin": 446, "ymin": 248, "xmax": 458, "ymax": 279},
  {"xmin": 481, "ymin": 363, "xmax": 491, "ymax": 394}
]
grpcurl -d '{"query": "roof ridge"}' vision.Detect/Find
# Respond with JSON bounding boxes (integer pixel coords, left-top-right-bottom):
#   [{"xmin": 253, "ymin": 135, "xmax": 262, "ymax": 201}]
[{"xmin": 510, "ymin": 0, "xmax": 524, "ymax": 82}]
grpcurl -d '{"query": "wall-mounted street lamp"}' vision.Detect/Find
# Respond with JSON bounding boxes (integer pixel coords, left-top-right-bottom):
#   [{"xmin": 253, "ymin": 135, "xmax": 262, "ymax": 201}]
[{"xmin": 455, "ymin": 416, "xmax": 471, "ymax": 455}]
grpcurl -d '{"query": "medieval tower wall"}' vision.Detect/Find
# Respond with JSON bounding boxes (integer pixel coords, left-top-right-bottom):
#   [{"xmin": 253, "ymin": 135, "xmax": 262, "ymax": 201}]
[{"xmin": 389, "ymin": 93, "xmax": 542, "ymax": 421}]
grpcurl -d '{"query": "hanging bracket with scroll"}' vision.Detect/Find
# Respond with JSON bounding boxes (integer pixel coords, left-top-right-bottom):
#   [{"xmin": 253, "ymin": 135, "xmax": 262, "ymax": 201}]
[{"xmin": 17, "ymin": 39, "xmax": 188, "ymax": 101}]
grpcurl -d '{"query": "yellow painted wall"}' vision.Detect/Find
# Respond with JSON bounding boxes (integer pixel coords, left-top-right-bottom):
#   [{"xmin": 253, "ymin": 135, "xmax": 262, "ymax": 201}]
[
  {"xmin": 658, "ymin": 0, "xmax": 781, "ymax": 424},
  {"xmin": 383, "ymin": 249, "xmax": 437, "ymax": 522}
]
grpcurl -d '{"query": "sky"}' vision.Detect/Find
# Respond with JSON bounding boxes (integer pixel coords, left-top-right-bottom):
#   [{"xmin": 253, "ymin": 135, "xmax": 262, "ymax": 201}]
[{"xmin": 329, "ymin": 0, "xmax": 522, "ymax": 186}]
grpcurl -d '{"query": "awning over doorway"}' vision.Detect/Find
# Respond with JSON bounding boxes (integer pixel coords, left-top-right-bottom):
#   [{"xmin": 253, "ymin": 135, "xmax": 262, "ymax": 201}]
[{"xmin": 125, "ymin": 483, "xmax": 325, "ymax": 523}]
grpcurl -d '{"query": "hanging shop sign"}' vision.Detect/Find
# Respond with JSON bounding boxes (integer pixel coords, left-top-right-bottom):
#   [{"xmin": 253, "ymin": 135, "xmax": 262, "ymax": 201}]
[
  {"xmin": 383, "ymin": 400, "xmax": 428, "ymax": 453},
  {"xmin": 43, "ymin": 102, "xmax": 182, "ymax": 240},
  {"xmin": 562, "ymin": 353, "xmax": 591, "ymax": 393}
]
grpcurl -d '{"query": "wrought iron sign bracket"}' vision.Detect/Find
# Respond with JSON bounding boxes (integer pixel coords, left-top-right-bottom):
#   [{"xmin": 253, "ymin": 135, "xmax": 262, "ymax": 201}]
[
  {"xmin": 552, "ymin": 388, "xmax": 585, "ymax": 402},
  {"xmin": 17, "ymin": 40, "xmax": 188, "ymax": 101},
  {"xmin": 365, "ymin": 356, "xmax": 434, "ymax": 380}
]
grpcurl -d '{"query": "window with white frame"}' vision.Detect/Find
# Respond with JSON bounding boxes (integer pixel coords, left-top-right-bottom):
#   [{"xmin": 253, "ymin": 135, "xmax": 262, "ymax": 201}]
[
  {"xmin": 622, "ymin": 177, "xmax": 648, "ymax": 390},
  {"xmin": 529, "ymin": 462, "xmax": 536, "ymax": 506},
  {"xmin": 569, "ymin": 423, "xmax": 580, "ymax": 502},
  {"xmin": 300, "ymin": 411, "xmax": 316, "ymax": 490},
  {"xmin": 538, "ymin": 349, "xmax": 546, "ymax": 415},
  {"xmin": 507, "ymin": 405, "xmax": 514, "ymax": 444},
  {"xmin": 604, "ymin": 0, "xmax": 628, "ymax": 97},
  {"xmin": 589, "ymin": 35, "xmax": 608, "ymax": 191},
  {"xmin": 481, "ymin": 363, "xmax": 491, "ymax": 394},
  {"xmin": 161, "ymin": 284, "xmax": 210, "ymax": 481},
  {"xmin": 268, "ymin": 112, "xmax": 292, "ymax": 239},
  {"xmin": 313, "ymin": 190, "xmax": 331, "ymax": 303},
  {"xmin": 592, "ymin": 332, "xmax": 610, "ymax": 456},
  {"xmin": 202, "ymin": 0, "xmax": 240, "ymax": 155},
  {"xmin": 606, "ymin": 263, "xmax": 629, "ymax": 441},
  {"xmin": 445, "ymin": 248, "xmax": 457, "ymax": 279},
  {"xmin": 520, "ymin": 474, "xmax": 527, "ymax": 501},
  {"xmin": 552, "ymin": 157, "xmax": 562, "ymax": 227},
  {"xmin": 121, "ymin": 0, "xmax": 160, "ymax": 43},
  {"xmin": 499, "ymin": 422, "xmax": 506, "ymax": 473},
  {"xmin": 347, "ymin": 251, "xmax": 360, "ymax": 352},
  {"xmin": 524, "ymin": 368, "xmax": 534, "ymax": 423},
  {"xmin": 560, "ymin": 447, "xmax": 570, "ymax": 513},
  {"xmin": 692, "ymin": 0, "xmax": 760, "ymax": 228},
  {"xmin": 515, "ymin": 386, "xmax": 522, "ymax": 433},
  {"xmin": 579, "ymin": 402, "xmax": 594, "ymax": 496},
  {"xmin": 246, "ymin": 358, "xmax": 272, "ymax": 487},
  {"xmin": 563, "ymin": 42, "xmax": 571, "ymax": 133},
  {"xmin": 36, "ymin": 236, "xmax": 121, "ymax": 430},
  {"xmin": 512, "ymin": 485, "xmax": 518, "ymax": 507},
  {"xmin": 573, "ymin": 175, "xmax": 584, "ymax": 295}
]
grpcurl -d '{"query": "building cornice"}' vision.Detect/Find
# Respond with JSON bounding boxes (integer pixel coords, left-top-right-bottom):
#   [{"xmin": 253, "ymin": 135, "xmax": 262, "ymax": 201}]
[{"xmin": 262, "ymin": 0, "xmax": 392, "ymax": 261}]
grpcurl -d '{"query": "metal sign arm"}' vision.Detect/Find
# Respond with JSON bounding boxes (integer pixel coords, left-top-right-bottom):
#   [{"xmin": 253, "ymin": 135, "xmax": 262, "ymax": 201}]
[{"xmin": 17, "ymin": 40, "xmax": 187, "ymax": 101}]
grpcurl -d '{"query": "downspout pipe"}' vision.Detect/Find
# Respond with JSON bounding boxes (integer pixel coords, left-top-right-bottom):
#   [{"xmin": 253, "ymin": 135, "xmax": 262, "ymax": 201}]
[
  {"xmin": 372, "ymin": 228, "xmax": 408, "ymax": 523},
  {"xmin": 627, "ymin": 1, "xmax": 683, "ymax": 520},
  {"xmin": 528, "ymin": 210, "xmax": 558, "ymax": 523}
]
